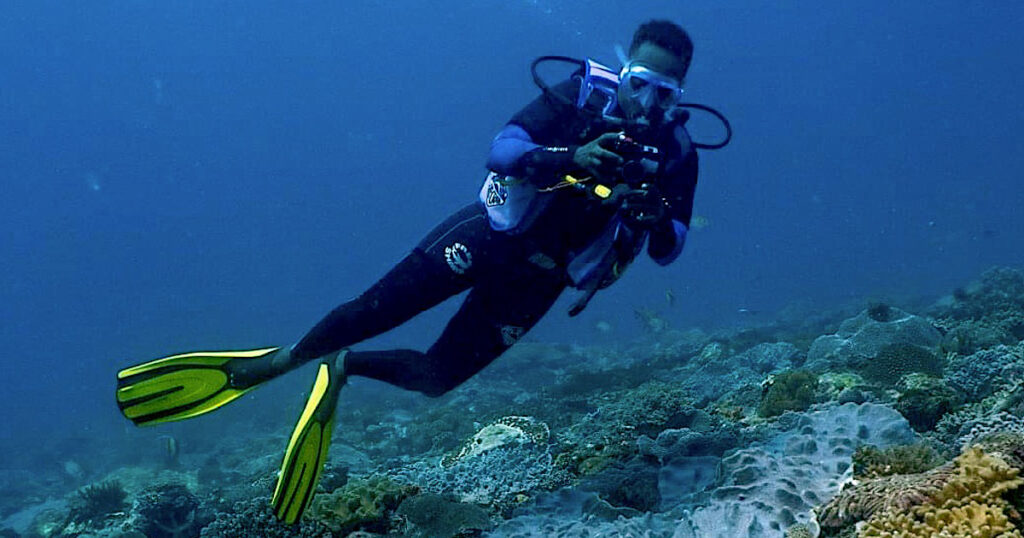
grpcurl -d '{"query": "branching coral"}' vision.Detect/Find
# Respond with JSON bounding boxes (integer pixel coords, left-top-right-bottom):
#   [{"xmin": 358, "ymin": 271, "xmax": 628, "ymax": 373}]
[
  {"xmin": 859, "ymin": 446, "xmax": 1024, "ymax": 537},
  {"xmin": 819, "ymin": 435, "xmax": 1024, "ymax": 536},
  {"xmin": 68, "ymin": 480, "xmax": 127, "ymax": 525},
  {"xmin": 945, "ymin": 343, "xmax": 1024, "ymax": 403}
]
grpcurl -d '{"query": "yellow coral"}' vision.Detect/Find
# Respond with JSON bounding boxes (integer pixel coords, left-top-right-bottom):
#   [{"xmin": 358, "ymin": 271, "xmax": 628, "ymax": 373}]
[
  {"xmin": 860, "ymin": 447, "xmax": 1024, "ymax": 537},
  {"xmin": 310, "ymin": 476, "xmax": 418, "ymax": 534}
]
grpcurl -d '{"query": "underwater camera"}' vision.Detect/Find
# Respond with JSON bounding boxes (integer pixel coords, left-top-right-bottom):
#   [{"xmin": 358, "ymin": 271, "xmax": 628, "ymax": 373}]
[{"xmin": 613, "ymin": 133, "xmax": 660, "ymax": 185}]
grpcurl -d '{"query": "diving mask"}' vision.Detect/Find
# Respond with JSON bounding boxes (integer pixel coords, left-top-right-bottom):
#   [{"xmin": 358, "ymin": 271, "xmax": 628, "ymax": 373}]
[{"xmin": 619, "ymin": 63, "xmax": 685, "ymax": 111}]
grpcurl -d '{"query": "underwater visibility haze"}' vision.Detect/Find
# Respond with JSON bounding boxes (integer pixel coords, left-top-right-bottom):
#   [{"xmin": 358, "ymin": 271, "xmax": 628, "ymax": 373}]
[{"xmin": 2, "ymin": 1, "xmax": 1024, "ymax": 537}]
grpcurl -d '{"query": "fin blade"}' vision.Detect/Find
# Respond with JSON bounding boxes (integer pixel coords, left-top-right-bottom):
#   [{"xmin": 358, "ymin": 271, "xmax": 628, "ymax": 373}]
[
  {"xmin": 116, "ymin": 347, "xmax": 277, "ymax": 379},
  {"xmin": 115, "ymin": 347, "xmax": 279, "ymax": 426},
  {"xmin": 117, "ymin": 367, "xmax": 231, "ymax": 425},
  {"xmin": 271, "ymin": 363, "xmax": 342, "ymax": 524}
]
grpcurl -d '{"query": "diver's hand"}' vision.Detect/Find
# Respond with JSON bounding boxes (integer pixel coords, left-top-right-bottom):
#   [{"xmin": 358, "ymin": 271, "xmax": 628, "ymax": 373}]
[
  {"xmin": 619, "ymin": 183, "xmax": 668, "ymax": 229},
  {"xmin": 573, "ymin": 132, "xmax": 624, "ymax": 181}
]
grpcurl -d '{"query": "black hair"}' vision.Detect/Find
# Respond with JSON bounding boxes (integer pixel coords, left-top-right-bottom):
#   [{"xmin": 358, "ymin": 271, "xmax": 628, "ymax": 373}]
[{"xmin": 629, "ymin": 20, "xmax": 693, "ymax": 74}]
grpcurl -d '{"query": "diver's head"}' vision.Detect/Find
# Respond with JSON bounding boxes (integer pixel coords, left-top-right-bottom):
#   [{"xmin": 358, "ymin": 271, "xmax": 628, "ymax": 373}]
[{"xmin": 617, "ymin": 20, "xmax": 692, "ymax": 126}]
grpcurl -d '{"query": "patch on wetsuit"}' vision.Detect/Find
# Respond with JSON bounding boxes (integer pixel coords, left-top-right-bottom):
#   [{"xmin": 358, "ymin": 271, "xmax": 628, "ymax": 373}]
[
  {"xmin": 528, "ymin": 252, "xmax": 558, "ymax": 270},
  {"xmin": 500, "ymin": 325, "xmax": 525, "ymax": 346},
  {"xmin": 444, "ymin": 242, "xmax": 473, "ymax": 274}
]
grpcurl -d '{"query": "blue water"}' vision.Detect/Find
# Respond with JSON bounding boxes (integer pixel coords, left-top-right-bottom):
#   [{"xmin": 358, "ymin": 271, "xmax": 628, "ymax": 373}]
[{"xmin": 1, "ymin": 0, "xmax": 1022, "ymax": 472}]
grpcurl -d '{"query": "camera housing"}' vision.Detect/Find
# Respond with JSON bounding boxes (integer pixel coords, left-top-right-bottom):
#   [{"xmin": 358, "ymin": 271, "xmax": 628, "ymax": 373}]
[{"xmin": 612, "ymin": 134, "xmax": 660, "ymax": 186}]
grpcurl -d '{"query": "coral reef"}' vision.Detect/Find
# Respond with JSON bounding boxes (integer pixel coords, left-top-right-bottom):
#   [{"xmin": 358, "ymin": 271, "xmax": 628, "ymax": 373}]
[
  {"xmin": 819, "ymin": 372, "xmax": 869, "ymax": 400},
  {"xmin": 679, "ymin": 403, "xmax": 915, "ymax": 538},
  {"xmin": 649, "ymin": 327, "xmax": 712, "ymax": 364},
  {"xmin": 786, "ymin": 524, "xmax": 815, "ymax": 538},
  {"xmin": 682, "ymin": 342, "xmax": 802, "ymax": 405},
  {"xmin": 309, "ymin": 475, "xmax": 418, "ymax": 535},
  {"xmin": 933, "ymin": 403, "xmax": 1024, "ymax": 451},
  {"xmin": 859, "ymin": 446, "xmax": 1024, "ymax": 537},
  {"xmin": 894, "ymin": 377, "xmax": 960, "ymax": 432},
  {"xmin": 946, "ymin": 343, "xmax": 1024, "ymax": 402},
  {"xmin": 817, "ymin": 462, "xmax": 956, "ymax": 531},
  {"xmin": 636, "ymin": 425, "xmax": 741, "ymax": 463},
  {"xmin": 579, "ymin": 459, "xmax": 661, "ymax": 511},
  {"xmin": 11, "ymin": 265, "xmax": 1024, "ymax": 538},
  {"xmin": 758, "ymin": 370, "xmax": 819, "ymax": 417},
  {"xmin": 199, "ymin": 497, "xmax": 328, "ymax": 537},
  {"xmin": 655, "ymin": 455, "xmax": 720, "ymax": 507},
  {"xmin": 805, "ymin": 308, "xmax": 942, "ymax": 373},
  {"xmin": 488, "ymin": 489, "xmax": 678, "ymax": 537},
  {"xmin": 395, "ymin": 493, "xmax": 493, "ymax": 537},
  {"xmin": 819, "ymin": 433, "xmax": 1024, "ymax": 536},
  {"xmin": 857, "ymin": 343, "xmax": 943, "ymax": 386},
  {"xmin": 852, "ymin": 443, "xmax": 948, "ymax": 479},
  {"xmin": 440, "ymin": 416, "xmax": 549, "ymax": 468},
  {"xmin": 67, "ymin": 480, "xmax": 127, "ymax": 526},
  {"xmin": 940, "ymin": 266, "xmax": 1024, "ymax": 341},
  {"xmin": 553, "ymin": 381, "xmax": 700, "ymax": 475},
  {"xmin": 938, "ymin": 318, "xmax": 1016, "ymax": 356},
  {"xmin": 132, "ymin": 483, "xmax": 206, "ymax": 538},
  {"xmin": 390, "ymin": 414, "xmax": 560, "ymax": 512},
  {"xmin": 396, "ymin": 440, "xmax": 557, "ymax": 510}
]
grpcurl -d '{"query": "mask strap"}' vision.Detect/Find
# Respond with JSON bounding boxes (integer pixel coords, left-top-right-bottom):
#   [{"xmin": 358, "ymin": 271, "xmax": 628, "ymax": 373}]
[{"xmin": 614, "ymin": 43, "xmax": 629, "ymax": 67}]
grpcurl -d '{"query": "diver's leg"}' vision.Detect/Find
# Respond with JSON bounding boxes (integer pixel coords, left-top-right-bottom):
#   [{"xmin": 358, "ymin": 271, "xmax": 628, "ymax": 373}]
[
  {"xmin": 289, "ymin": 204, "xmax": 494, "ymax": 361},
  {"xmin": 344, "ymin": 269, "xmax": 566, "ymax": 396}
]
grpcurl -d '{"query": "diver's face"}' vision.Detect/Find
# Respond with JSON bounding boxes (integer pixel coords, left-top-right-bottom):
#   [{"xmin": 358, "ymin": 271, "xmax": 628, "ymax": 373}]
[{"xmin": 618, "ymin": 42, "xmax": 687, "ymax": 122}]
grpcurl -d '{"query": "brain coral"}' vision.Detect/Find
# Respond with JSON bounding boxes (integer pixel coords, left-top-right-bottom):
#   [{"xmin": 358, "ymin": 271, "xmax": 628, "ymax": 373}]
[
  {"xmin": 859, "ymin": 343, "xmax": 943, "ymax": 386},
  {"xmin": 817, "ymin": 462, "xmax": 956, "ymax": 530}
]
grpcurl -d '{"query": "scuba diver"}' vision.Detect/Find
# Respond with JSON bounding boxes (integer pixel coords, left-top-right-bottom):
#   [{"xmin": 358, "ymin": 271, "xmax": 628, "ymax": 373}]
[{"xmin": 115, "ymin": 19, "xmax": 729, "ymax": 524}]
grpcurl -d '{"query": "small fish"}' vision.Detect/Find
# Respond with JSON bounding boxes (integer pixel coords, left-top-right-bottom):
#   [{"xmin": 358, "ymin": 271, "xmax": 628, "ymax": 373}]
[
  {"xmin": 159, "ymin": 435, "xmax": 179, "ymax": 467},
  {"xmin": 665, "ymin": 288, "xmax": 676, "ymax": 307},
  {"xmin": 689, "ymin": 215, "xmax": 710, "ymax": 231},
  {"xmin": 737, "ymin": 308, "xmax": 761, "ymax": 315},
  {"xmin": 594, "ymin": 320, "xmax": 613, "ymax": 333},
  {"xmin": 84, "ymin": 172, "xmax": 102, "ymax": 192}
]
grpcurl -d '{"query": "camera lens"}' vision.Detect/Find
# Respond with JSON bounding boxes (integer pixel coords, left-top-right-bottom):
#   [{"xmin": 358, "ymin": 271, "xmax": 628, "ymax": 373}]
[{"xmin": 621, "ymin": 160, "xmax": 645, "ymax": 184}]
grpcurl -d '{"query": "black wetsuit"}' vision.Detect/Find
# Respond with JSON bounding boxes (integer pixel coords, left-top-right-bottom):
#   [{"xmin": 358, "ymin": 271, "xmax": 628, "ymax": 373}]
[{"xmin": 291, "ymin": 79, "xmax": 699, "ymax": 397}]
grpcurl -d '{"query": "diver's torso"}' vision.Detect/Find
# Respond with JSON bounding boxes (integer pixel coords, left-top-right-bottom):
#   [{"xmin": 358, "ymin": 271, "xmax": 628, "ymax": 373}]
[{"xmin": 514, "ymin": 80, "xmax": 686, "ymax": 263}]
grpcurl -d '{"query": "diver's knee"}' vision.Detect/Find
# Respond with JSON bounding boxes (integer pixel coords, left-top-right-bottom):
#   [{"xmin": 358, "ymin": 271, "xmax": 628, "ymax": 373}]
[
  {"xmin": 420, "ymin": 374, "xmax": 467, "ymax": 398},
  {"xmin": 421, "ymin": 385, "xmax": 451, "ymax": 398}
]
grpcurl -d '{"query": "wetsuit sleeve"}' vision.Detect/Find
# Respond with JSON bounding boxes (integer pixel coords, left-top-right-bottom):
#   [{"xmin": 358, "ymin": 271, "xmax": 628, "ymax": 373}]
[
  {"xmin": 648, "ymin": 131, "xmax": 699, "ymax": 266},
  {"xmin": 486, "ymin": 80, "xmax": 582, "ymax": 187}
]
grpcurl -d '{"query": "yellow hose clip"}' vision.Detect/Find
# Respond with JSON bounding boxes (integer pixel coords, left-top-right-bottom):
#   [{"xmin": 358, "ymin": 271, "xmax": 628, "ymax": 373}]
[{"xmin": 593, "ymin": 184, "xmax": 612, "ymax": 199}]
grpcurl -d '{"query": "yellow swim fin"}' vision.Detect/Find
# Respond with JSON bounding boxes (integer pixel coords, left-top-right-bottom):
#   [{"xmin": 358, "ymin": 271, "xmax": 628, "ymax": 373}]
[
  {"xmin": 116, "ymin": 346, "xmax": 289, "ymax": 426},
  {"xmin": 271, "ymin": 353, "xmax": 347, "ymax": 524}
]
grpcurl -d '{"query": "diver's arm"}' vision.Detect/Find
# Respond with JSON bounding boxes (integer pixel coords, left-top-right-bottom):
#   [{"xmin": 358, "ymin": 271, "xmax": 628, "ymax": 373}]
[
  {"xmin": 487, "ymin": 80, "xmax": 585, "ymax": 187},
  {"xmin": 648, "ymin": 147, "xmax": 698, "ymax": 266},
  {"xmin": 487, "ymin": 124, "xmax": 579, "ymax": 186}
]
